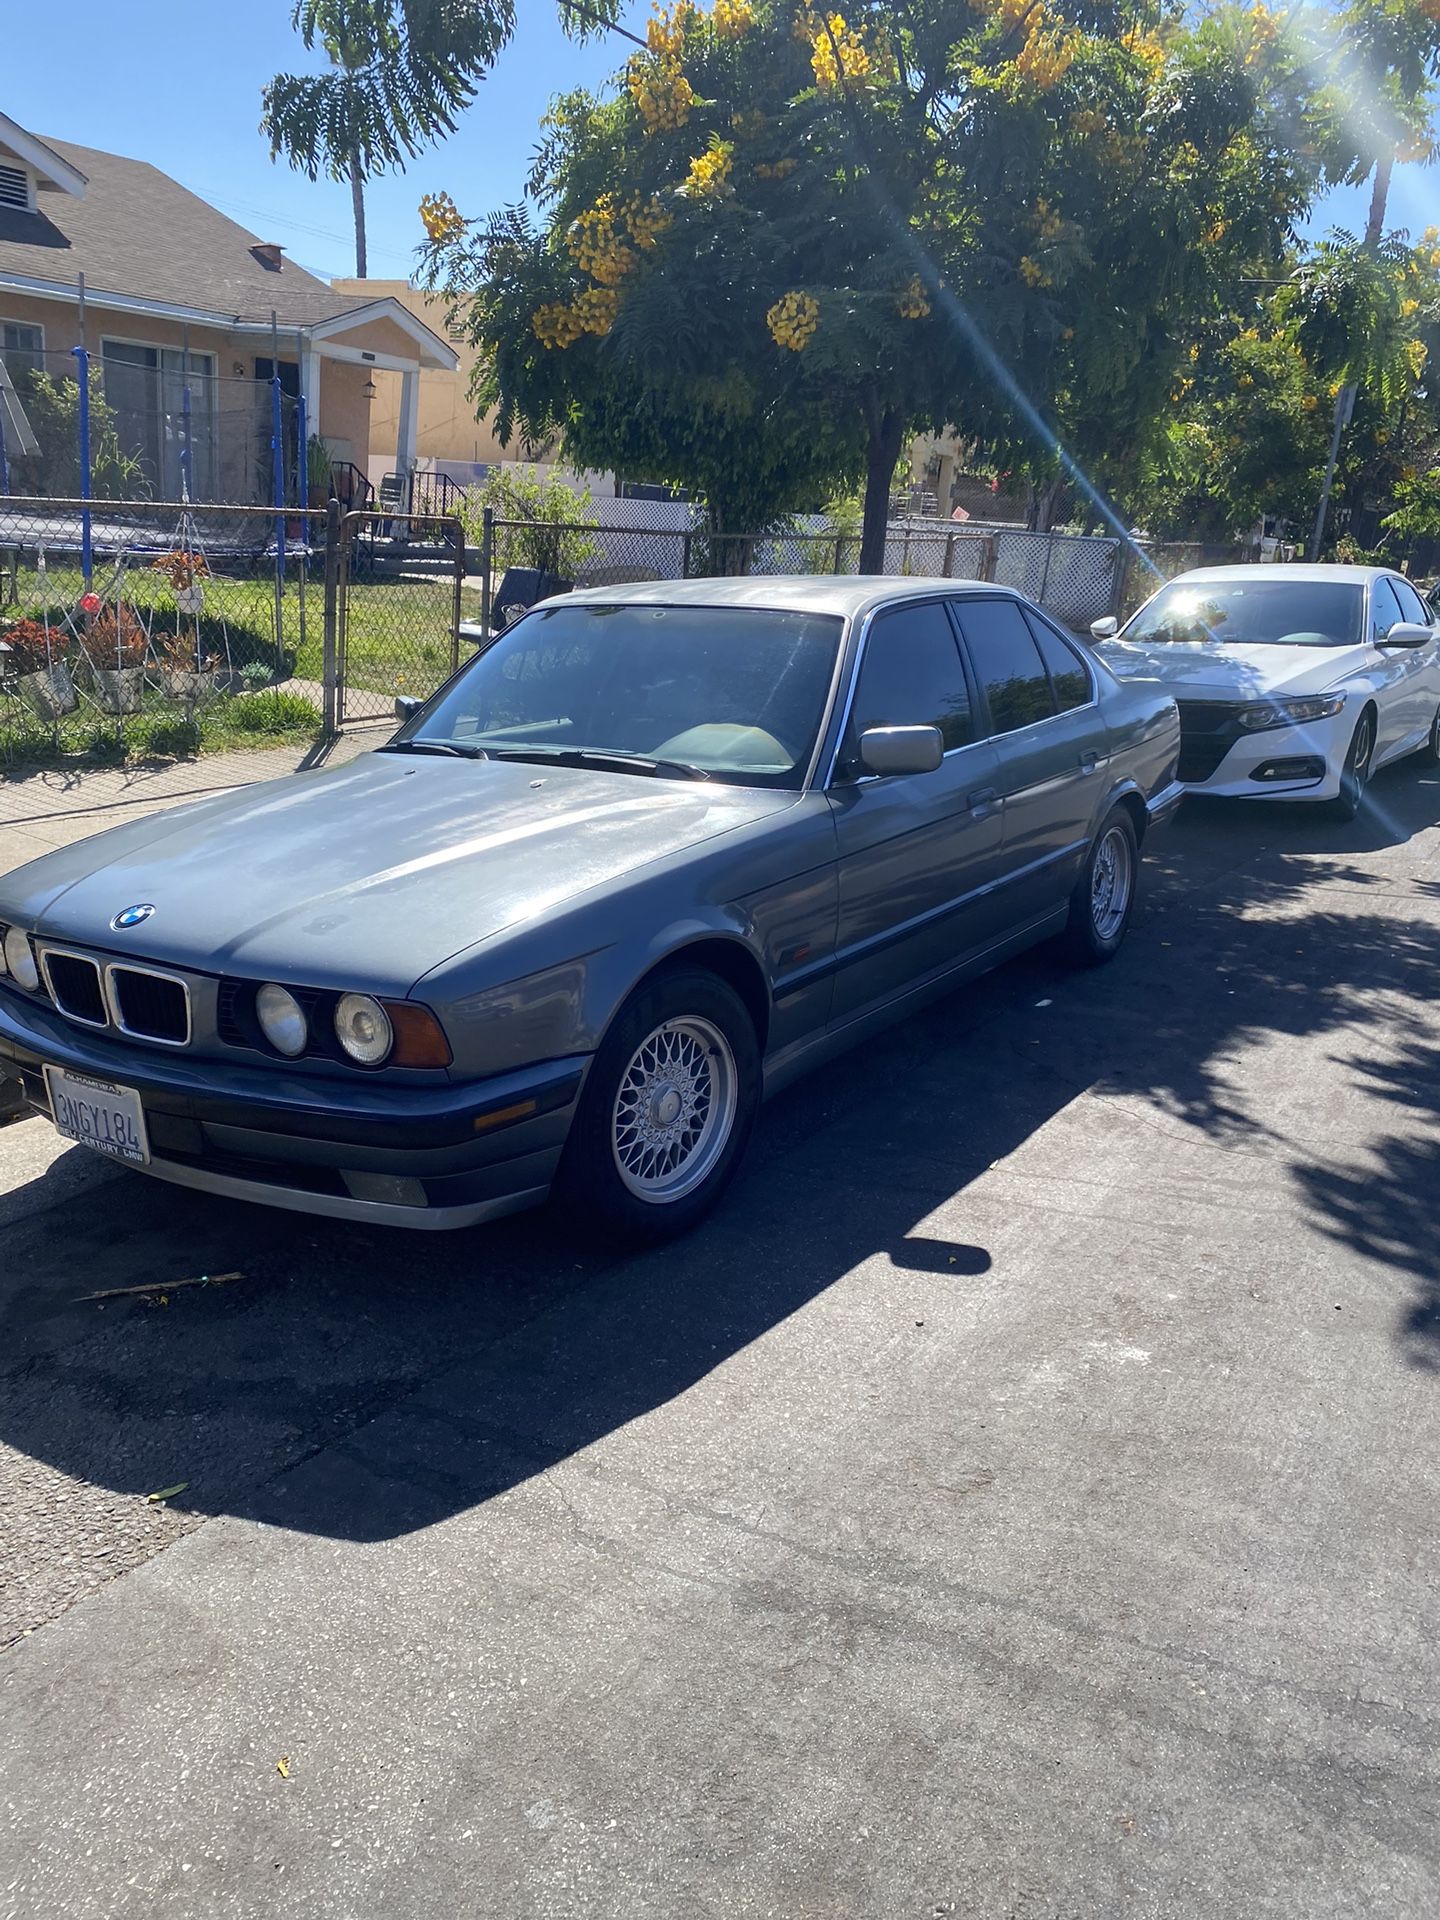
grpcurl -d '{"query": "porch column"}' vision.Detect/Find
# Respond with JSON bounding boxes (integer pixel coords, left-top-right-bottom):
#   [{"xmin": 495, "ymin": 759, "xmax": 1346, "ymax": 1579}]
[
  {"xmin": 395, "ymin": 366, "xmax": 419, "ymax": 509},
  {"xmin": 301, "ymin": 345, "xmax": 322, "ymax": 432}
]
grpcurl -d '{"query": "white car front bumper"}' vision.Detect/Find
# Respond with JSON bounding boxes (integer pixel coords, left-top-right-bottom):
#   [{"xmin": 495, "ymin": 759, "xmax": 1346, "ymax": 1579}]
[{"xmin": 1176, "ymin": 700, "xmax": 1354, "ymax": 801}]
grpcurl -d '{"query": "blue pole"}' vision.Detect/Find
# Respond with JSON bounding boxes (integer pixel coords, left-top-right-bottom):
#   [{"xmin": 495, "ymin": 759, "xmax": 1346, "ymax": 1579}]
[{"xmin": 72, "ymin": 343, "xmax": 92, "ymax": 586}]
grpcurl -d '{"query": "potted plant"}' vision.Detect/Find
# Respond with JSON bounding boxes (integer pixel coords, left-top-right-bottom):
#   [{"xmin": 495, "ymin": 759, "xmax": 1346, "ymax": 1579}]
[
  {"xmin": 154, "ymin": 631, "xmax": 220, "ymax": 707},
  {"xmin": 150, "ymin": 549, "xmax": 209, "ymax": 617},
  {"xmin": 306, "ymin": 434, "xmax": 334, "ymax": 509},
  {"xmin": 0, "ymin": 618, "xmax": 78, "ymax": 720},
  {"xmin": 78, "ymin": 604, "xmax": 148, "ymax": 714}
]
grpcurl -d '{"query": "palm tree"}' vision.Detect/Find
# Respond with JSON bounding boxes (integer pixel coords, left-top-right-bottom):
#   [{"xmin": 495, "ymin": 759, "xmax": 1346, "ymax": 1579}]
[{"xmin": 262, "ymin": 0, "xmax": 514, "ymax": 277}]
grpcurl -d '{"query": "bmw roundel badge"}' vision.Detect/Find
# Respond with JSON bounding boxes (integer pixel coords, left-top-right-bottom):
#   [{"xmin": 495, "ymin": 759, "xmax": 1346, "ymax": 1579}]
[{"xmin": 110, "ymin": 904, "xmax": 156, "ymax": 931}]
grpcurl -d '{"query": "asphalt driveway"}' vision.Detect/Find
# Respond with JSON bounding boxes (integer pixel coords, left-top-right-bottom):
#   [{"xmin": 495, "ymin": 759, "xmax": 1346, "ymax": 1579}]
[{"xmin": 1, "ymin": 766, "xmax": 1438, "ymax": 1918}]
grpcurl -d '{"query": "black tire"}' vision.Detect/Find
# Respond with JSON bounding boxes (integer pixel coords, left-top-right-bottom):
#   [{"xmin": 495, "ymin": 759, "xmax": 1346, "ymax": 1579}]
[
  {"xmin": 559, "ymin": 966, "xmax": 761, "ymax": 1245},
  {"xmin": 1329, "ymin": 708, "xmax": 1375, "ymax": 821},
  {"xmin": 1060, "ymin": 804, "xmax": 1139, "ymax": 967},
  {"xmin": 1417, "ymin": 704, "xmax": 1440, "ymax": 770}
]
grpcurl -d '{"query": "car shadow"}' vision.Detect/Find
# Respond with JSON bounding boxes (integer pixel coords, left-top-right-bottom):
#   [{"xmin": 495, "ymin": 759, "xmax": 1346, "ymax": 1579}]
[{"xmin": 1, "ymin": 761, "xmax": 1438, "ymax": 1556}]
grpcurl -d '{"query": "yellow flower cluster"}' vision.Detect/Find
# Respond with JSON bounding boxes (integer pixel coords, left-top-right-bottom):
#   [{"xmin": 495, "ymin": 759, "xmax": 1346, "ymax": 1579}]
[
  {"xmin": 1032, "ymin": 197, "xmax": 1063, "ymax": 242},
  {"xmin": 618, "ymin": 192, "xmax": 673, "ymax": 249},
  {"xmin": 1015, "ymin": 17, "xmax": 1077, "ymax": 90},
  {"xmin": 897, "ymin": 275, "xmax": 931, "ymax": 319},
  {"xmin": 756, "ymin": 155, "xmax": 799, "ymax": 179},
  {"xmin": 767, "ymin": 290, "xmax": 820, "ymax": 350},
  {"xmin": 567, "ymin": 200, "xmax": 638, "ymax": 284},
  {"xmin": 532, "ymin": 285, "xmax": 623, "ymax": 350},
  {"xmin": 1123, "ymin": 26, "xmax": 1166, "ymax": 78},
  {"xmin": 731, "ymin": 108, "xmax": 768, "ymax": 139},
  {"xmin": 628, "ymin": 53, "xmax": 695, "ymax": 131},
  {"xmin": 646, "ymin": 1, "xmax": 694, "ymax": 59},
  {"xmin": 418, "ymin": 191, "xmax": 464, "ymax": 243},
  {"xmin": 1018, "ymin": 256, "xmax": 1052, "ymax": 288},
  {"xmin": 807, "ymin": 11, "xmax": 872, "ymax": 90},
  {"xmin": 1301, "ymin": 393, "xmax": 1319, "ymax": 412},
  {"xmin": 533, "ymin": 302, "xmax": 587, "ymax": 349},
  {"xmin": 685, "ymin": 145, "xmax": 734, "ymax": 198},
  {"xmin": 712, "ymin": 0, "xmax": 755, "ymax": 36}
]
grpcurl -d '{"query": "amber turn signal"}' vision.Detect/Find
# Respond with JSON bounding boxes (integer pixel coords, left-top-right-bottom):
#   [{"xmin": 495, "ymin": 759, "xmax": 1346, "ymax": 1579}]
[{"xmin": 382, "ymin": 1001, "xmax": 453, "ymax": 1068}]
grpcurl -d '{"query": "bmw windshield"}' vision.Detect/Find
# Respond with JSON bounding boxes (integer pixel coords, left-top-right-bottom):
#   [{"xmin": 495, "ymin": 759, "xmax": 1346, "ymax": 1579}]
[
  {"xmin": 391, "ymin": 601, "xmax": 844, "ymax": 790},
  {"xmin": 1123, "ymin": 580, "xmax": 1365, "ymax": 649}
]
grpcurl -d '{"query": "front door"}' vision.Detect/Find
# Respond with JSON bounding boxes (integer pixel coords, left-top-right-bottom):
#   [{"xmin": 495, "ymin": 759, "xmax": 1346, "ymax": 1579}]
[
  {"xmin": 828, "ymin": 599, "xmax": 1006, "ymax": 1024},
  {"xmin": 1382, "ymin": 575, "xmax": 1440, "ymax": 751},
  {"xmin": 950, "ymin": 596, "xmax": 1104, "ymax": 926}
]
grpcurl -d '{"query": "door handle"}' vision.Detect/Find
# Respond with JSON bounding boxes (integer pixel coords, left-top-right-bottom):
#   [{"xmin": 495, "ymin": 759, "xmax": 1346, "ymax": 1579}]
[
  {"xmin": 1080, "ymin": 749, "xmax": 1099, "ymax": 773},
  {"xmin": 968, "ymin": 786, "xmax": 999, "ymax": 816}
]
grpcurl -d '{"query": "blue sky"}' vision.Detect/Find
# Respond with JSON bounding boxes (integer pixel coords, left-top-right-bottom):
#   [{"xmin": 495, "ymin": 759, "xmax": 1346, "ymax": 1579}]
[{"xmin": 4, "ymin": 0, "xmax": 1434, "ymax": 286}]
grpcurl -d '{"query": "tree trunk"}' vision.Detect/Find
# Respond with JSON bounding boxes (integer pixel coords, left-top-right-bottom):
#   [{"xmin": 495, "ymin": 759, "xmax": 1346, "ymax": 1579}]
[
  {"xmin": 350, "ymin": 157, "xmax": 368, "ymax": 278},
  {"xmin": 1364, "ymin": 152, "xmax": 1393, "ymax": 249},
  {"xmin": 859, "ymin": 404, "xmax": 905, "ymax": 574},
  {"xmin": 1310, "ymin": 149, "xmax": 1392, "ymax": 559}
]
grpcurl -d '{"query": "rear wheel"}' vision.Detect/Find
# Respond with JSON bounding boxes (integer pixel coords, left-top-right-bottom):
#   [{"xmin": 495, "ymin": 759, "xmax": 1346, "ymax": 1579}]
[
  {"xmin": 1329, "ymin": 709, "xmax": 1375, "ymax": 820},
  {"xmin": 1060, "ymin": 805, "xmax": 1138, "ymax": 966},
  {"xmin": 1418, "ymin": 704, "xmax": 1440, "ymax": 770},
  {"xmin": 559, "ymin": 967, "xmax": 761, "ymax": 1244}
]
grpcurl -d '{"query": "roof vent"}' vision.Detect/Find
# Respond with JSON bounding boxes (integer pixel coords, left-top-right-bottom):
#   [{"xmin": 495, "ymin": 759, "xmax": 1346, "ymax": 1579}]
[
  {"xmin": 251, "ymin": 242, "xmax": 284, "ymax": 272},
  {"xmin": 0, "ymin": 164, "xmax": 31, "ymax": 211}
]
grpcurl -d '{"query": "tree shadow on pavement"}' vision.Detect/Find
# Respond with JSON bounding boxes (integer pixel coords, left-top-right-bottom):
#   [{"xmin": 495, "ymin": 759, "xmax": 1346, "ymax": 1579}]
[{"xmin": 2, "ymin": 761, "xmax": 1439, "ymax": 1557}]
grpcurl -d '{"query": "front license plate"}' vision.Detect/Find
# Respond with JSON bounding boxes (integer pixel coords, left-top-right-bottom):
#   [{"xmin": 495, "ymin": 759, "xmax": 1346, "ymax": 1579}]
[{"xmin": 44, "ymin": 1065, "xmax": 150, "ymax": 1166}]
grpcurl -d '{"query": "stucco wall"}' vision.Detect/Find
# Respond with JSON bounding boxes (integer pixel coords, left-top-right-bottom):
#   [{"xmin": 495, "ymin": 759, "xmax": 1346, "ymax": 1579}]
[{"xmin": 331, "ymin": 278, "xmax": 507, "ymax": 466}]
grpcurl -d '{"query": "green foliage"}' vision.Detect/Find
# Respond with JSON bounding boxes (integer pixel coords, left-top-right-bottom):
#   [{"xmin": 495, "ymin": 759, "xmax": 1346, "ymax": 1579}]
[
  {"xmin": 1382, "ymin": 466, "xmax": 1440, "ymax": 547},
  {"xmin": 239, "ymin": 660, "xmax": 277, "ymax": 692},
  {"xmin": 229, "ymin": 689, "xmax": 323, "ymax": 735},
  {"xmin": 459, "ymin": 463, "xmax": 601, "ymax": 575},
  {"xmin": 10, "ymin": 367, "xmax": 146, "ymax": 499}
]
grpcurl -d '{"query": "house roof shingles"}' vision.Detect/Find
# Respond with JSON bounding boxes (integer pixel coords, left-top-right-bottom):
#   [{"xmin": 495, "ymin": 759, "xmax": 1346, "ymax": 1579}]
[{"xmin": 0, "ymin": 134, "xmax": 372, "ymax": 329}]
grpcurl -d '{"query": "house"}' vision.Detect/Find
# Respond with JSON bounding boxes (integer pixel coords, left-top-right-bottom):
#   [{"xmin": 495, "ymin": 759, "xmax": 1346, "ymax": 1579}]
[{"xmin": 0, "ymin": 111, "xmax": 458, "ymax": 503}]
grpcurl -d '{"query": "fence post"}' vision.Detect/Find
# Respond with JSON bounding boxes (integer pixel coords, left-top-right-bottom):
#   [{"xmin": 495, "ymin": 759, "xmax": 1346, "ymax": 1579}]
[
  {"xmin": 1038, "ymin": 531, "xmax": 1055, "ymax": 607},
  {"xmin": 322, "ymin": 498, "xmax": 340, "ymax": 734},
  {"xmin": 681, "ymin": 530, "xmax": 692, "ymax": 579},
  {"xmin": 480, "ymin": 506, "xmax": 494, "ymax": 631},
  {"xmin": 1111, "ymin": 541, "xmax": 1132, "ymax": 622},
  {"xmin": 943, "ymin": 532, "xmax": 955, "ymax": 578},
  {"xmin": 449, "ymin": 515, "xmax": 463, "ymax": 676}
]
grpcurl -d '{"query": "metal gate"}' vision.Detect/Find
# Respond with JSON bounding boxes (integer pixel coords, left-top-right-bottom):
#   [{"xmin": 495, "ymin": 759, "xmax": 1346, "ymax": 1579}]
[{"xmin": 328, "ymin": 505, "xmax": 467, "ymax": 728}]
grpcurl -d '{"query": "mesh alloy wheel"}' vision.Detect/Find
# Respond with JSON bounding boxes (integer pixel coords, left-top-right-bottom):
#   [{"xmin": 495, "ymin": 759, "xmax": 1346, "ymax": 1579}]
[{"xmin": 610, "ymin": 1015, "xmax": 739, "ymax": 1203}]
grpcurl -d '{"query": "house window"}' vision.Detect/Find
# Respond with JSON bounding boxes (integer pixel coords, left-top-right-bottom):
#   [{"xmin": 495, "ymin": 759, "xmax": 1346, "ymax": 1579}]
[
  {"xmin": 101, "ymin": 339, "xmax": 218, "ymax": 498},
  {"xmin": 1, "ymin": 321, "xmax": 44, "ymax": 380},
  {"xmin": 0, "ymin": 163, "xmax": 33, "ymax": 212}
]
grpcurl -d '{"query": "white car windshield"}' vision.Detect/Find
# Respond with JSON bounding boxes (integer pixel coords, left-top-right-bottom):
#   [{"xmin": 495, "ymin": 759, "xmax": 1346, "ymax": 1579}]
[
  {"xmin": 397, "ymin": 601, "xmax": 844, "ymax": 789},
  {"xmin": 1123, "ymin": 580, "xmax": 1365, "ymax": 649}
]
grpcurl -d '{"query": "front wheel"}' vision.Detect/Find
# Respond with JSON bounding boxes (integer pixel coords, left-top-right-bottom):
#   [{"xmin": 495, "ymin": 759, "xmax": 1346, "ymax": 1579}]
[
  {"xmin": 559, "ymin": 967, "xmax": 761, "ymax": 1244},
  {"xmin": 1060, "ymin": 805, "xmax": 1138, "ymax": 967},
  {"xmin": 1329, "ymin": 709, "xmax": 1375, "ymax": 821},
  {"xmin": 1417, "ymin": 704, "xmax": 1440, "ymax": 770}
]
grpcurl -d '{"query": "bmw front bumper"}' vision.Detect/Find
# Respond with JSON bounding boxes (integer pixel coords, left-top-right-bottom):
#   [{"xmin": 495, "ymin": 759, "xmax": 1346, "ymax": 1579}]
[{"xmin": 0, "ymin": 986, "xmax": 587, "ymax": 1230}]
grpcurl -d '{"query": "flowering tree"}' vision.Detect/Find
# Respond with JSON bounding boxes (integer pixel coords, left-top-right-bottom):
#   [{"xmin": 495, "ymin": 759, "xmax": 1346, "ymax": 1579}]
[{"xmin": 420, "ymin": 1, "xmax": 1360, "ymax": 565}]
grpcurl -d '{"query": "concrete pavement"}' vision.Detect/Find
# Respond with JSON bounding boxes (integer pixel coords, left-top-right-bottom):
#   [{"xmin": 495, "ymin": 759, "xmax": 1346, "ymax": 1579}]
[{"xmin": 0, "ymin": 767, "xmax": 1438, "ymax": 1917}]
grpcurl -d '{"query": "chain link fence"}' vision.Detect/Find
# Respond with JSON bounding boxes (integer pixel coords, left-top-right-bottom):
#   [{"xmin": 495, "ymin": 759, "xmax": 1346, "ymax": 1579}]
[{"xmin": 334, "ymin": 509, "xmax": 471, "ymax": 726}]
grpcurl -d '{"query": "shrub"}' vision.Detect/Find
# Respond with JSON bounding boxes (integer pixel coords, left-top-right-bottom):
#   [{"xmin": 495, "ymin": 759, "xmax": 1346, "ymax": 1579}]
[
  {"xmin": 1, "ymin": 617, "xmax": 71, "ymax": 675},
  {"xmin": 77, "ymin": 605, "xmax": 148, "ymax": 670},
  {"xmin": 239, "ymin": 661, "xmax": 274, "ymax": 692},
  {"xmin": 230, "ymin": 690, "xmax": 320, "ymax": 736},
  {"xmin": 459, "ymin": 465, "xmax": 600, "ymax": 577}
]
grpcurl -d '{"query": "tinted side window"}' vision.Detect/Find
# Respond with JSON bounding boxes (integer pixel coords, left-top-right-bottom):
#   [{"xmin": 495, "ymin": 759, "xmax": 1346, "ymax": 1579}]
[
  {"xmin": 953, "ymin": 598, "xmax": 1057, "ymax": 735},
  {"xmin": 1371, "ymin": 577, "xmax": 1404, "ymax": 640},
  {"xmin": 840, "ymin": 602, "xmax": 974, "ymax": 776},
  {"xmin": 1025, "ymin": 613, "xmax": 1092, "ymax": 712},
  {"xmin": 1391, "ymin": 576, "xmax": 1428, "ymax": 627}
]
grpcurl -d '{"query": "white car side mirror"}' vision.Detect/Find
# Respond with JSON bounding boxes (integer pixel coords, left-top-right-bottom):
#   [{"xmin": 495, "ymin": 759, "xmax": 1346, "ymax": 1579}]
[
  {"xmin": 1377, "ymin": 622, "xmax": 1434, "ymax": 649},
  {"xmin": 1090, "ymin": 616, "xmax": 1119, "ymax": 640}
]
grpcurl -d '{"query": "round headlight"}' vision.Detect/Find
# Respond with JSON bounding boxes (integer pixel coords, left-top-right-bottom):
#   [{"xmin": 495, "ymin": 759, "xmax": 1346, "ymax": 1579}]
[
  {"xmin": 3, "ymin": 926, "xmax": 39, "ymax": 993},
  {"xmin": 335, "ymin": 993, "xmax": 392, "ymax": 1066},
  {"xmin": 256, "ymin": 982, "xmax": 308, "ymax": 1058}
]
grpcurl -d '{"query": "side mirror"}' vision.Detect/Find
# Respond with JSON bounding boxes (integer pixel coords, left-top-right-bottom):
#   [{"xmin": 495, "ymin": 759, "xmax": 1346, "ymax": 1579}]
[
  {"xmin": 859, "ymin": 724, "xmax": 944, "ymax": 777},
  {"xmin": 1377, "ymin": 622, "xmax": 1434, "ymax": 649},
  {"xmin": 1090, "ymin": 616, "xmax": 1119, "ymax": 640},
  {"xmin": 394, "ymin": 694, "xmax": 423, "ymax": 721}
]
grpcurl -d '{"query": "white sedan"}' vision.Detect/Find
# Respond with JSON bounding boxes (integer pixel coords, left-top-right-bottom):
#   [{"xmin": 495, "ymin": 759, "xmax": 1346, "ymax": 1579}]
[{"xmin": 1090, "ymin": 565, "xmax": 1440, "ymax": 818}]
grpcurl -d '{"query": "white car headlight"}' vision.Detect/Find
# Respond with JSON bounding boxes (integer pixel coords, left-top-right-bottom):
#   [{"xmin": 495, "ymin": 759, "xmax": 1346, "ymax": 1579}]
[
  {"xmin": 1238, "ymin": 693, "xmax": 1347, "ymax": 732},
  {"xmin": 256, "ymin": 982, "xmax": 309, "ymax": 1057},
  {"xmin": 2, "ymin": 925, "xmax": 40, "ymax": 992},
  {"xmin": 335, "ymin": 993, "xmax": 393, "ymax": 1066}
]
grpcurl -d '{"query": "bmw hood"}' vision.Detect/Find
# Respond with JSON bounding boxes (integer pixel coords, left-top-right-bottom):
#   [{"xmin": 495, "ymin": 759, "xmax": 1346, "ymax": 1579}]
[
  {"xmin": 1098, "ymin": 639, "xmax": 1368, "ymax": 701},
  {"xmin": 1, "ymin": 752, "xmax": 796, "ymax": 991}
]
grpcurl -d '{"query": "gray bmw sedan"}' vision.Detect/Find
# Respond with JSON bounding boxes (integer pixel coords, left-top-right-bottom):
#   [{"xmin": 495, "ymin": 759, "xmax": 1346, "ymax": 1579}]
[{"xmin": 0, "ymin": 579, "xmax": 1180, "ymax": 1241}]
